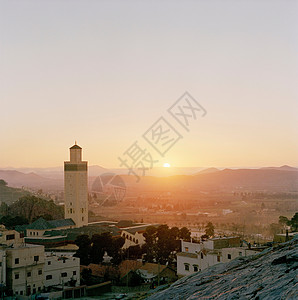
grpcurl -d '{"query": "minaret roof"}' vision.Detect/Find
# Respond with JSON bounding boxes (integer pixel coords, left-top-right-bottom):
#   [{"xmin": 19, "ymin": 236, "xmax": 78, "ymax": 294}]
[{"xmin": 70, "ymin": 144, "xmax": 82, "ymax": 150}]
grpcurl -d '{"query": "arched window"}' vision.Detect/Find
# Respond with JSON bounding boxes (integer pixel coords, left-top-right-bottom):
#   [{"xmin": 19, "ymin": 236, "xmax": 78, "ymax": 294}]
[{"xmin": 184, "ymin": 263, "xmax": 190, "ymax": 271}]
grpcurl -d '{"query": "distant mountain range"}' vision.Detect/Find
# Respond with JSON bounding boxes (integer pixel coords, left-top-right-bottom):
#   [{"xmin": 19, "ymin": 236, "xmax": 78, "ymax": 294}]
[{"xmin": 0, "ymin": 165, "xmax": 297, "ymax": 192}]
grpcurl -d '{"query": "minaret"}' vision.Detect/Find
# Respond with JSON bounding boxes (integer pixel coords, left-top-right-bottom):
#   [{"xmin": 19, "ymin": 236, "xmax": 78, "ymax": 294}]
[{"xmin": 64, "ymin": 142, "xmax": 88, "ymax": 227}]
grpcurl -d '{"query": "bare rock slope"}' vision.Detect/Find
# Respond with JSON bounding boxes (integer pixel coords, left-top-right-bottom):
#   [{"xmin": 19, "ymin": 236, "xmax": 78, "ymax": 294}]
[{"xmin": 148, "ymin": 236, "xmax": 298, "ymax": 300}]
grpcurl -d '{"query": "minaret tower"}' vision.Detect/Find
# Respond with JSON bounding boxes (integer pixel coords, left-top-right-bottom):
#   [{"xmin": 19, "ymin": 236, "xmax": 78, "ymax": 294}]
[{"xmin": 64, "ymin": 142, "xmax": 88, "ymax": 227}]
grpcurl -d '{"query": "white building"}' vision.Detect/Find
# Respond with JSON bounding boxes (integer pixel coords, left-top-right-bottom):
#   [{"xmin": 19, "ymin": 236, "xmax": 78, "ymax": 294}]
[
  {"xmin": 177, "ymin": 237, "xmax": 260, "ymax": 277},
  {"xmin": 6, "ymin": 244, "xmax": 45, "ymax": 296},
  {"xmin": 0, "ymin": 225, "xmax": 24, "ymax": 246},
  {"xmin": 44, "ymin": 254, "xmax": 80, "ymax": 289},
  {"xmin": 121, "ymin": 224, "xmax": 159, "ymax": 249},
  {"xmin": 64, "ymin": 143, "xmax": 88, "ymax": 228}
]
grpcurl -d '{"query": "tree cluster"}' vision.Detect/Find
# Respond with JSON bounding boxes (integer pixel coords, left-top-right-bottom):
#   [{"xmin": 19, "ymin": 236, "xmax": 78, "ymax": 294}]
[
  {"xmin": 74, "ymin": 232, "xmax": 125, "ymax": 266},
  {"xmin": 279, "ymin": 213, "xmax": 298, "ymax": 231},
  {"xmin": 0, "ymin": 195, "xmax": 64, "ymax": 225},
  {"xmin": 143, "ymin": 225, "xmax": 191, "ymax": 265}
]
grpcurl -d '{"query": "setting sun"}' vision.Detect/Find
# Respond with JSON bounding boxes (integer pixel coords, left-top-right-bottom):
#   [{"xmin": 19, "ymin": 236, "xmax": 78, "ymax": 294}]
[{"xmin": 163, "ymin": 163, "xmax": 171, "ymax": 168}]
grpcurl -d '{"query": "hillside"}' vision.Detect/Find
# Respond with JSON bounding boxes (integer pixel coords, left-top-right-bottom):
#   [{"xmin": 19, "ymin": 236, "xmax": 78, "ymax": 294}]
[
  {"xmin": 148, "ymin": 236, "xmax": 298, "ymax": 300},
  {"xmin": 0, "ymin": 180, "xmax": 31, "ymax": 205},
  {"xmin": 121, "ymin": 168, "xmax": 298, "ymax": 193},
  {"xmin": 1, "ymin": 166, "xmax": 298, "ymax": 193},
  {"xmin": 0, "ymin": 170, "xmax": 62, "ymax": 190}
]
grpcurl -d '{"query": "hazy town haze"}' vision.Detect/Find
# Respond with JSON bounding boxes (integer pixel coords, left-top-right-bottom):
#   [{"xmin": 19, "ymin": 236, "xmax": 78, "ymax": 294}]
[{"xmin": 1, "ymin": 0, "xmax": 297, "ymax": 168}]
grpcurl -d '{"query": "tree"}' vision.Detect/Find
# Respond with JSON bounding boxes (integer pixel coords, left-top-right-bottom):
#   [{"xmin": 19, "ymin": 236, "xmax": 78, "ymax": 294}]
[
  {"xmin": 179, "ymin": 227, "xmax": 191, "ymax": 242},
  {"xmin": 143, "ymin": 225, "xmax": 189, "ymax": 265},
  {"xmin": 156, "ymin": 225, "xmax": 172, "ymax": 264},
  {"xmin": 0, "ymin": 202, "xmax": 9, "ymax": 216},
  {"xmin": 74, "ymin": 235, "xmax": 92, "ymax": 265},
  {"xmin": 108, "ymin": 236, "xmax": 125, "ymax": 265},
  {"xmin": 0, "ymin": 180, "xmax": 7, "ymax": 186},
  {"xmin": 290, "ymin": 213, "xmax": 298, "ymax": 231},
  {"xmin": 90, "ymin": 233, "xmax": 110, "ymax": 264},
  {"xmin": 9, "ymin": 195, "xmax": 63, "ymax": 222},
  {"xmin": 0, "ymin": 215, "xmax": 29, "ymax": 228},
  {"xmin": 81, "ymin": 268, "xmax": 92, "ymax": 285},
  {"xmin": 205, "ymin": 222, "xmax": 215, "ymax": 238},
  {"xmin": 124, "ymin": 245, "xmax": 143, "ymax": 260},
  {"xmin": 143, "ymin": 226, "xmax": 157, "ymax": 262},
  {"xmin": 278, "ymin": 216, "xmax": 290, "ymax": 226}
]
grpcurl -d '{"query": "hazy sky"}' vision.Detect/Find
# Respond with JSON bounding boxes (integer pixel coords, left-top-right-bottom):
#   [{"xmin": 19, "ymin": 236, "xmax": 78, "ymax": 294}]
[{"xmin": 1, "ymin": 0, "xmax": 297, "ymax": 168}]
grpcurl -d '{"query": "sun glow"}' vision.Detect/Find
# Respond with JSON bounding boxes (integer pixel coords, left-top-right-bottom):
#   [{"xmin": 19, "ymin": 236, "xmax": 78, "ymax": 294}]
[{"xmin": 163, "ymin": 163, "xmax": 171, "ymax": 168}]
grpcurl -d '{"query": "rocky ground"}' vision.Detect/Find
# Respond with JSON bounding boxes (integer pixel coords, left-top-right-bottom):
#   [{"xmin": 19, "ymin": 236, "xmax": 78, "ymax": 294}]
[{"xmin": 148, "ymin": 236, "xmax": 298, "ymax": 300}]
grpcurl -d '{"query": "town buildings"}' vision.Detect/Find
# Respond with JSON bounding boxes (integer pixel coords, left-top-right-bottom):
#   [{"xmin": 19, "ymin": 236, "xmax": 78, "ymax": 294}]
[
  {"xmin": 177, "ymin": 236, "xmax": 260, "ymax": 276},
  {"xmin": 0, "ymin": 226, "xmax": 81, "ymax": 298}
]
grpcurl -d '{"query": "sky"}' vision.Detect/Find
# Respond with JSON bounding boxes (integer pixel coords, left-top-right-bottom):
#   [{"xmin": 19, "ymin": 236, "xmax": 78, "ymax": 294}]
[{"xmin": 0, "ymin": 0, "xmax": 297, "ymax": 169}]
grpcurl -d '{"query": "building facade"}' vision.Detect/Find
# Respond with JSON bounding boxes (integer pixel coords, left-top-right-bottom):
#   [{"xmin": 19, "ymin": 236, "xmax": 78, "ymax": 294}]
[
  {"xmin": 64, "ymin": 143, "xmax": 88, "ymax": 228},
  {"xmin": 177, "ymin": 237, "xmax": 260, "ymax": 277},
  {"xmin": 44, "ymin": 254, "xmax": 80, "ymax": 289},
  {"xmin": 6, "ymin": 244, "xmax": 45, "ymax": 296}
]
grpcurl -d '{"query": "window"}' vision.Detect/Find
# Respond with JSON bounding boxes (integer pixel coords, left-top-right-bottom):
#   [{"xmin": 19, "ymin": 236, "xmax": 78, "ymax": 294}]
[
  {"xmin": 63, "ymin": 260, "xmax": 66, "ymax": 263},
  {"xmin": 185, "ymin": 247, "xmax": 189, "ymax": 252},
  {"xmin": 34, "ymin": 256, "xmax": 39, "ymax": 262},
  {"xmin": 239, "ymin": 252, "xmax": 242, "ymax": 256},
  {"xmin": 0, "ymin": 262, "xmax": 2, "ymax": 267},
  {"xmin": 38, "ymin": 270, "xmax": 42, "ymax": 275},
  {"xmin": 217, "ymin": 256, "xmax": 221, "ymax": 262},
  {"xmin": 193, "ymin": 265, "xmax": 198, "ymax": 272},
  {"xmin": 15, "ymin": 258, "xmax": 19, "ymax": 265},
  {"xmin": 27, "ymin": 272, "xmax": 31, "ymax": 277},
  {"xmin": 61, "ymin": 272, "xmax": 67, "ymax": 277},
  {"xmin": 73, "ymin": 271, "xmax": 76, "ymax": 276},
  {"xmin": 82, "ymin": 217, "xmax": 84, "ymax": 221},
  {"xmin": 136, "ymin": 239, "xmax": 139, "ymax": 244},
  {"xmin": 201, "ymin": 253, "xmax": 204, "ymax": 259},
  {"xmin": 6, "ymin": 234, "xmax": 15, "ymax": 240},
  {"xmin": 38, "ymin": 287, "xmax": 41, "ymax": 292},
  {"xmin": 20, "ymin": 291, "xmax": 23, "ymax": 295},
  {"xmin": 184, "ymin": 264, "xmax": 190, "ymax": 271},
  {"xmin": 46, "ymin": 275, "xmax": 52, "ymax": 280},
  {"xmin": 48, "ymin": 261, "xmax": 51, "ymax": 265},
  {"xmin": 228, "ymin": 254, "xmax": 232, "ymax": 259},
  {"xmin": 15, "ymin": 273, "xmax": 19, "ymax": 279}
]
